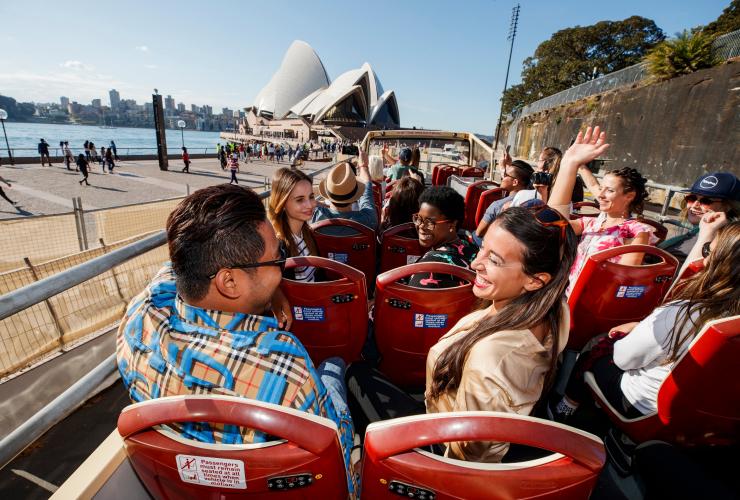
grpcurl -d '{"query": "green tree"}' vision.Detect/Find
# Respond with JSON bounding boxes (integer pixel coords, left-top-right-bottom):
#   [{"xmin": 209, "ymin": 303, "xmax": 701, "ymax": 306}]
[
  {"xmin": 702, "ymin": 0, "xmax": 740, "ymax": 38},
  {"xmin": 646, "ymin": 30, "xmax": 720, "ymax": 80},
  {"xmin": 502, "ymin": 16, "xmax": 664, "ymax": 114}
]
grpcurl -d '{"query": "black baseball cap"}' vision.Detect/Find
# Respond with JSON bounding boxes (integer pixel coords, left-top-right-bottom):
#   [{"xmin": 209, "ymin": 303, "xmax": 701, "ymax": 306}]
[
  {"xmin": 399, "ymin": 148, "xmax": 412, "ymax": 162},
  {"xmin": 683, "ymin": 172, "xmax": 740, "ymax": 201}
]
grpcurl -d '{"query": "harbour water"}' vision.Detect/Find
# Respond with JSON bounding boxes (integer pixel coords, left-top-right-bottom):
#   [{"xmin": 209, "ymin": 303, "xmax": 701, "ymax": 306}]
[{"xmin": 0, "ymin": 122, "xmax": 223, "ymax": 157}]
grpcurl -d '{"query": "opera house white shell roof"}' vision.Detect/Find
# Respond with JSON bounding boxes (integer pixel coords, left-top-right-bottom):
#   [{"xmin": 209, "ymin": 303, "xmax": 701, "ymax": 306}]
[{"xmin": 253, "ymin": 41, "xmax": 399, "ymax": 127}]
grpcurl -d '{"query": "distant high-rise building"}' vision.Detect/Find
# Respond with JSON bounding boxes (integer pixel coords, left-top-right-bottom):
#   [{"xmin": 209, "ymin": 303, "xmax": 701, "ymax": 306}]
[
  {"xmin": 191, "ymin": 104, "xmax": 200, "ymax": 114},
  {"xmin": 60, "ymin": 96, "xmax": 70, "ymax": 109},
  {"xmin": 165, "ymin": 95, "xmax": 175, "ymax": 111},
  {"xmin": 109, "ymin": 89, "xmax": 121, "ymax": 110},
  {"xmin": 177, "ymin": 103, "xmax": 185, "ymax": 113},
  {"xmin": 222, "ymin": 107, "xmax": 232, "ymax": 117},
  {"xmin": 92, "ymin": 98, "xmax": 102, "ymax": 108},
  {"xmin": 203, "ymin": 105, "xmax": 213, "ymax": 116}
]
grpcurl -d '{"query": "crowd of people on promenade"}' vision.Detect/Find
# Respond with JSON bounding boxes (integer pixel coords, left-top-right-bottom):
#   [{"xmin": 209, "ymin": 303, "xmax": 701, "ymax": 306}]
[{"xmin": 113, "ymin": 122, "xmax": 739, "ymax": 494}]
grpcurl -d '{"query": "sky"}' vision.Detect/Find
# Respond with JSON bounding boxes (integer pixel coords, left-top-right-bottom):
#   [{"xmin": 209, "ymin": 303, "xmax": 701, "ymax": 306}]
[{"xmin": 0, "ymin": 0, "xmax": 730, "ymax": 134}]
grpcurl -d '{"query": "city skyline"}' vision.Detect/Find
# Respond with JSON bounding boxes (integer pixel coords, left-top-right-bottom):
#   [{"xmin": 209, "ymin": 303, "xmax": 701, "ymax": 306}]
[{"xmin": 0, "ymin": 0, "xmax": 730, "ymax": 133}]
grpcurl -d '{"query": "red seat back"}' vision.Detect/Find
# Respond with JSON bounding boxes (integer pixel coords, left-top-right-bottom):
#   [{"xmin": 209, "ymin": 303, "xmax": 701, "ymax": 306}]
[
  {"xmin": 652, "ymin": 315, "xmax": 740, "ymax": 445},
  {"xmin": 463, "ymin": 180, "xmax": 499, "ymax": 230},
  {"xmin": 431, "ymin": 164, "xmax": 451, "ymax": 186},
  {"xmin": 311, "ymin": 219, "xmax": 377, "ymax": 286},
  {"xmin": 636, "ymin": 217, "xmax": 668, "ymax": 244},
  {"xmin": 374, "ymin": 262, "xmax": 477, "ymax": 388},
  {"xmin": 588, "ymin": 316, "xmax": 740, "ymax": 447},
  {"xmin": 460, "ymin": 166, "xmax": 485, "ymax": 178},
  {"xmin": 361, "ymin": 412, "xmax": 605, "ymax": 500},
  {"xmin": 435, "ymin": 166, "xmax": 462, "ymax": 187},
  {"xmin": 568, "ymin": 245, "xmax": 678, "ymax": 350},
  {"xmin": 378, "ymin": 223, "xmax": 423, "ymax": 274},
  {"xmin": 118, "ymin": 396, "xmax": 348, "ymax": 499},
  {"xmin": 281, "ymin": 256, "xmax": 368, "ymax": 365},
  {"xmin": 474, "ymin": 187, "xmax": 507, "ymax": 227}
]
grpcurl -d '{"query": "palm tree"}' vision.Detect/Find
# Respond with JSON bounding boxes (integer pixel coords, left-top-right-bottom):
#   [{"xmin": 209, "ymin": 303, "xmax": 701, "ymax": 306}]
[{"xmin": 645, "ymin": 30, "xmax": 719, "ymax": 80}]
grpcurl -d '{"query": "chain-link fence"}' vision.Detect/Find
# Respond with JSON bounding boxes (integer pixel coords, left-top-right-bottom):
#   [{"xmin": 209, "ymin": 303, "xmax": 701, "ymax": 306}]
[{"xmin": 517, "ymin": 28, "xmax": 740, "ymax": 119}]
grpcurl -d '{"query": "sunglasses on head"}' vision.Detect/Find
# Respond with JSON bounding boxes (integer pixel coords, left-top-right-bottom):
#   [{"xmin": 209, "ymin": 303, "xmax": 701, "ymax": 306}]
[
  {"xmin": 531, "ymin": 205, "xmax": 569, "ymax": 242},
  {"xmin": 208, "ymin": 259, "xmax": 286, "ymax": 280},
  {"xmin": 701, "ymin": 241, "xmax": 712, "ymax": 259},
  {"xmin": 685, "ymin": 194, "xmax": 722, "ymax": 206}
]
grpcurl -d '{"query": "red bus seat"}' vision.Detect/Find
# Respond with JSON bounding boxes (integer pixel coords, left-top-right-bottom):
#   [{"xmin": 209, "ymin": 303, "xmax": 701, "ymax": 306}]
[
  {"xmin": 570, "ymin": 201, "xmax": 600, "ymax": 219},
  {"xmin": 374, "ymin": 262, "xmax": 477, "ymax": 388},
  {"xmin": 378, "ymin": 222, "xmax": 423, "ymax": 274},
  {"xmin": 463, "ymin": 180, "xmax": 499, "ymax": 230},
  {"xmin": 118, "ymin": 395, "xmax": 349, "ymax": 499},
  {"xmin": 435, "ymin": 166, "xmax": 462, "ymax": 187},
  {"xmin": 281, "ymin": 256, "xmax": 368, "ymax": 365},
  {"xmin": 431, "ymin": 164, "xmax": 451, "ymax": 186},
  {"xmin": 586, "ymin": 315, "xmax": 740, "ymax": 446},
  {"xmin": 568, "ymin": 245, "xmax": 678, "ymax": 350},
  {"xmin": 361, "ymin": 412, "xmax": 605, "ymax": 500},
  {"xmin": 474, "ymin": 187, "xmax": 507, "ymax": 227},
  {"xmin": 460, "ymin": 166, "xmax": 485, "ymax": 178},
  {"xmin": 636, "ymin": 217, "xmax": 668, "ymax": 244},
  {"xmin": 311, "ymin": 219, "xmax": 377, "ymax": 287}
]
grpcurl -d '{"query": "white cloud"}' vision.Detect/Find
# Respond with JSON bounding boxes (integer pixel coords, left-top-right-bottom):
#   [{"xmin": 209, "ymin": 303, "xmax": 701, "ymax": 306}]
[
  {"xmin": 144, "ymin": 64, "xmax": 158, "ymax": 69},
  {"xmin": 135, "ymin": 45, "xmax": 149, "ymax": 52},
  {"xmin": 60, "ymin": 60, "xmax": 94, "ymax": 71}
]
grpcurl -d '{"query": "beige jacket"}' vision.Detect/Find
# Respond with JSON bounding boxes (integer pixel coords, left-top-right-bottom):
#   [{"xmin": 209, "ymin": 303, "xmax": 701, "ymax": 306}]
[{"xmin": 425, "ymin": 302, "xmax": 570, "ymax": 462}]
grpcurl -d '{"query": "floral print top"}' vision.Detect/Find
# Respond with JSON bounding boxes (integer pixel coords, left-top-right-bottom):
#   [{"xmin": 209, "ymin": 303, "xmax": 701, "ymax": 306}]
[
  {"xmin": 566, "ymin": 212, "xmax": 658, "ymax": 296},
  {"xmin": 408, "ymin": 233, "xmax": 479, "ymax": 289}
]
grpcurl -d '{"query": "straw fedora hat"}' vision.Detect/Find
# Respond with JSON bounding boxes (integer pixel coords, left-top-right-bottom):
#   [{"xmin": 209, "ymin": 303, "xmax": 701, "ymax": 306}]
[{"xmin": 319, "ymin": 163, "xmax": 365, "ymax": 205}]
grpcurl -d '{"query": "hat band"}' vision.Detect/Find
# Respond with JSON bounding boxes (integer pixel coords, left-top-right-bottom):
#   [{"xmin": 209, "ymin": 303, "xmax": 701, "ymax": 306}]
[{"xmin": 327, "ymin": 183, "xmax": 358, "ymax": 201}]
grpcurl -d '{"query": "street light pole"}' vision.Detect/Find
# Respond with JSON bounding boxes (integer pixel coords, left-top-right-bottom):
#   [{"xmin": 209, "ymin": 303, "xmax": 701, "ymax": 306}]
[
  {"xmin": 0, "ymin": 109, "xmax": 14, "ymax": 166},
  {"xmin": 177, "ymin": 120, "xmax": 186, "ymax": 149},
  {"xmin": 492, "ymin": 4, "xmax": 520, "ymax": 159}
]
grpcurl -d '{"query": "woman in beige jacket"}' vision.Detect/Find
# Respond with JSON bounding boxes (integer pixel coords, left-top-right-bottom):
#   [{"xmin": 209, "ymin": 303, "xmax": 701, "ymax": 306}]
[{"xmin": 426, "ymin": 206, "xmax": 577, "ymax": 462}]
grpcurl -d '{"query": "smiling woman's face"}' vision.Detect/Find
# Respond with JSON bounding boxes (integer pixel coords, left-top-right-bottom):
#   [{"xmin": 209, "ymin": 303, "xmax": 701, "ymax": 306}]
[{"xmin": 415, "ymin": 202, "xmax": 456, "ymax": 249}]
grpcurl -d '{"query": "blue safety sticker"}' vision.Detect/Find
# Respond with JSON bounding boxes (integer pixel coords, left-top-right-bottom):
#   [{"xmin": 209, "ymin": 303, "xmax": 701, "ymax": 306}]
[
  {"xmin": 292, "ymin": 306, "xmax": 326, "ymax": 322},
  {"xmin": 615, "ymin": 285, "xmax": 646, "ymax": 299},
  {"xmin": 328, "ymin": 252, "xmax": 349, "ymax": 264},
  {"xmin": 413, "ymin": 313, "xmax": 448, "ymax": 329}
]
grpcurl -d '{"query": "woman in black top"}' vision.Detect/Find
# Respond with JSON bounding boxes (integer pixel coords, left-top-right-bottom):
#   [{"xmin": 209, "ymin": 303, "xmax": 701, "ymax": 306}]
[{"xmin": 76, "ymin": 154, "xmax": 90, "ymax": 186}]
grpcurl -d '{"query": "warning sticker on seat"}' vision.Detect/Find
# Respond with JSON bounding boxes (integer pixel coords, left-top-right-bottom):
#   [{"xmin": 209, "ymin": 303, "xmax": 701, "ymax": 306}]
[
  {"xmin": 406, "ymin": 255, "xmax": 421, "ymax": 265},
  {"xmin": 413, "ymin": 313, "xmax": 448, "ymax": 329},
  {"xmin": 176, "ymin": 454, "xmax": 246, "ymax": 489},
  {"xmin": 293, "ymin": 306, "xmax": 326, "ymax": 321},
  {"xmin": 615, "ymin": 285, "xmax": 646, "ymax": 298},
  {"xmin": 328, "ymin": 252, "xmax": 348, "ymax": 263}
]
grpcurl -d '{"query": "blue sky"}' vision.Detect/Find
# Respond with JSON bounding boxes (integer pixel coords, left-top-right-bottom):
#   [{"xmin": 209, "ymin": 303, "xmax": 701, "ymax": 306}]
[{"xmin": 0, "ymin": 0, "xmax": 730, "ymax": 134}]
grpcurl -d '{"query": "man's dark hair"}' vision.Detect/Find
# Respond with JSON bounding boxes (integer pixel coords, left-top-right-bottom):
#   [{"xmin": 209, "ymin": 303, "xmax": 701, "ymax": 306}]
[
  {"xmin": 418, "ymin": 186, "xmax": 465, "ymax": 226},
  {"xmin": 510, "ymin": 159, "xmax": 534, "ymax": 186},
  {"xmin": 166, "ymin": 184, "xmax": 267, "ymax": 300}
]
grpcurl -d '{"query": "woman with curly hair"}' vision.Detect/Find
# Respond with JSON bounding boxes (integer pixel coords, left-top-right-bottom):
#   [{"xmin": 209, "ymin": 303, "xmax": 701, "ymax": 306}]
[{"xmin": 548, "ymin": 126, "xmax": 658, "ymax": 295}]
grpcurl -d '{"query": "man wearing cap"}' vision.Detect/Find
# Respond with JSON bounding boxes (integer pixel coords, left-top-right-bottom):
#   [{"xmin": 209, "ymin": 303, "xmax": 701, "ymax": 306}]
[
  {"xmin": 385, "ymin": 147, "xmax": 419, "ymax": 181},
  {"xmin": 38, "ymin": 139, "xmax": 52, "ymax": 167},
  {"xmin": 659, "ymin": 172, "xmax": 740, "ymax": 265},
  {"xmin": 311, "ymin": 154, "xmax": 377, "ymax": 235}
]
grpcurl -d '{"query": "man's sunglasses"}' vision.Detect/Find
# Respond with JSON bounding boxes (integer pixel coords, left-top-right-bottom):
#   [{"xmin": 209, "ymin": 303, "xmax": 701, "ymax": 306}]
[
  {"xmin": 685, "ymin": 194, "xmax": 722, "ymax": 206},
  {"xmin": 208, "ymin": 258, "xmax": 286, "ymax": 280}
]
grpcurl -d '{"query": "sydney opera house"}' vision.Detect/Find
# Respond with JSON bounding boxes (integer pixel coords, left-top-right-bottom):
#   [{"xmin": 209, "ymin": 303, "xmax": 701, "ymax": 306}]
[{"xmin": 240, "ymin": 41, "xmax": 400, "ymax": 143}]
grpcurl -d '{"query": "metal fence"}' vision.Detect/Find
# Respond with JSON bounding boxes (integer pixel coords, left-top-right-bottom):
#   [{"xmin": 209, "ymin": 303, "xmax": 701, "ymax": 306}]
[
  {"xmin": 6, "ymin": 146, "xmax": 215, "ymax": 158},
  {"xmin": 0, "ymin": 161, "xmax": 336, "ymax": 380},
  {"xmin": 517, "ymin": 28, "xmax": 740, "ymax": 118}
]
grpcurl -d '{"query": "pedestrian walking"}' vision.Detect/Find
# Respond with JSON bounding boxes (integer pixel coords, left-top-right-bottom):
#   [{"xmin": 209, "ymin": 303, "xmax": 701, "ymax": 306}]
[
  {"xmin": 99, "ymin": 147, "xmax": 107, "ymax": 172},
  {"xmin": 0, "ymin": 174, "xmax": 18, "ymax": 206},
  {"xmin": 110, "ymin": 140, "xmax": 119, "ymax": 160},
  {"xmin": 105, "ymin": 147, "xmax": 115, "ymax": 173},
  {"xmin": 89, "ymin": 142, "xmax": 98, "ymax": 163},
  {"xmin": 181, "ymin": 147, "xmax": 191, "ymax": 173},
  {"xmin": 76, "ymin": 154, "xmax": 90, "ymax": 186},
  {"xmin": 38, "ymin": 138, "xmax": 52, "ymax": 166},
  {"xmin": 218, "ymin": 145, "xmax": 227, "ymax": 170},
  {"xmin": 63, "ymin": 142, "xmax": 75, "ymax": 170},
  {"xmin": 84, "ymin": 140, "xmax": 91, "ymax": 161},
  {"xmin": 228, "ymin": 153, "xmax": 239, "ymax": 184}
]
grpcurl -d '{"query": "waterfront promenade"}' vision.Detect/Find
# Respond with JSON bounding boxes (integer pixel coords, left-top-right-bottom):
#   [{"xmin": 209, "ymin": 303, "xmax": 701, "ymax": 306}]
[{"xmin": 0, "ymin": 157, "xmax": 330, "ymax": 219}]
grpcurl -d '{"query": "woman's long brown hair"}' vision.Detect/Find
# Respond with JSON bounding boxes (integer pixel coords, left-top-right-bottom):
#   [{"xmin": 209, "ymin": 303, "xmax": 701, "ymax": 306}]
[
  {"xmin": 429, "ymin": 207, "xmax": 578, "ymax": 400},
  {"xmin": 663, "ymin": 221, "xmax": 740, "ymax": 361},
  {"xmin": 268, "ymin": 168, "xmax": 318, "ymax": 257}
]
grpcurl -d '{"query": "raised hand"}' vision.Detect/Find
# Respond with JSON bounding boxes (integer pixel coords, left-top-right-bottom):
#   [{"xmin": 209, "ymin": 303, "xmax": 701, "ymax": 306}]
[
  {"xmin": 699, "ymin": 211, "xmax": 727, "ymax": 241},
  {"xmin": 562, "ymin": 126, "xmax": 610, "ymax": 168}
]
